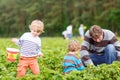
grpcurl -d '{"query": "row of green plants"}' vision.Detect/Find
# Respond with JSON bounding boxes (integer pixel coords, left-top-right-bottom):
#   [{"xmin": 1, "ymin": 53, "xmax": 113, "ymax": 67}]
[
  {"xmin": 1, "ymin": 0, "xmax": 120, "ymax": 37},
  {"xmin": 0, "ymin": 37, "xmax": 120, "ymax": 80}
]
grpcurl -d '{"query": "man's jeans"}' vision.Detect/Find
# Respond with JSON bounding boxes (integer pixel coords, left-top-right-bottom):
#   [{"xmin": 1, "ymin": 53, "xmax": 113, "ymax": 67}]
[{"xmin": 90, "ymin": 44, "xmax": 117, "ymax": 66}]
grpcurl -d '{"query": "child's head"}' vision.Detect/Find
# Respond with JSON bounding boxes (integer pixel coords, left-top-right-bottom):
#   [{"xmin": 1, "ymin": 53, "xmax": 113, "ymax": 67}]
[
  {"xmin": 29, "ymin": 20, "xmax": 44, "ymax": 37},
  {"xmin": 68, "ymin": 40, "xmax": 81, "ymax": 52}
]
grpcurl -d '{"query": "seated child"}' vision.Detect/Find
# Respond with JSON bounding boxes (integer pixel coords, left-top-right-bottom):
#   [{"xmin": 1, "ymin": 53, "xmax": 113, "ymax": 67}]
[{"xmin": 63, "ymin": 40, "xmax": 85, "ymax": 74}]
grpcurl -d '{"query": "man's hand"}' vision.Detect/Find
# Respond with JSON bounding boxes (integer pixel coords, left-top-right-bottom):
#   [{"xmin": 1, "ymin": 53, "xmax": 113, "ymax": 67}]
[
  {"xmin": 84, "ymin": 59, "xmax": 94, "ymax": 66},
  {"xmin": 117, "ymin": 56, "xmax": 120, "ymax": 61}
]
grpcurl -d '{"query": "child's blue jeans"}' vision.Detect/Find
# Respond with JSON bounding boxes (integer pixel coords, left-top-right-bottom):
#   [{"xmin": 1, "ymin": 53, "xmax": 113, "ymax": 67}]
[
  {"xmin": 67, "ymin": 34, "xmax": 72, "ymax": 39},
  {"xmin": 90, "ymin": 44, "xmax": 117, "ymax": 66}
]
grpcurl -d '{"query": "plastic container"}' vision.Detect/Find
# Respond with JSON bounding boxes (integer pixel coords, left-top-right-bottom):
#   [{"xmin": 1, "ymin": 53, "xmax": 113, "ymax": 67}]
[{"xmin": 6, "ymin": 48, "xmax": 19, "ymax": 62}]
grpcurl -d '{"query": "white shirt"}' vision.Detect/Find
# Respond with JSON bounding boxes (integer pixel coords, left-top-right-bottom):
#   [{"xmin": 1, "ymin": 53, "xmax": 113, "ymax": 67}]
[
  {"xmin": 67, "ymin": 25, "xmax": 72, "ymax": 34},
  {"xmin": 16, "ymin": 32, "xmax": 42, "ymax": 57}
]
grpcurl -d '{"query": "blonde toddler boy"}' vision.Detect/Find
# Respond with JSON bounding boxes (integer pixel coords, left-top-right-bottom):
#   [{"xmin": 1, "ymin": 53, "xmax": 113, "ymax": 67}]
[{"xmin": 11, "ymin": 20, "xmax": 44, "ymax": 77}]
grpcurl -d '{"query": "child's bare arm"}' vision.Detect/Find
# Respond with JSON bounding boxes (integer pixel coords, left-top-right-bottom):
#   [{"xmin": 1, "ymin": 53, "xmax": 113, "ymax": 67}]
[
  {"xmin": 11, "ymin": 38, "xmax": 19, "ymax": 44},
  {"xmin": 38, "ymin": 52, "xmax": 44, "ymax": 58}
]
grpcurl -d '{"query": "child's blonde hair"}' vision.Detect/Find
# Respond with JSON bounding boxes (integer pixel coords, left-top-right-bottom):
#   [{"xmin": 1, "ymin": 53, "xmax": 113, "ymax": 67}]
[
  {"xmin": 68, "ymin": 40, "xmax": 81, "ymax": 52},
  {"xmin": 29, "ymin": 20, "xmax": 44, "ymax": 33}
]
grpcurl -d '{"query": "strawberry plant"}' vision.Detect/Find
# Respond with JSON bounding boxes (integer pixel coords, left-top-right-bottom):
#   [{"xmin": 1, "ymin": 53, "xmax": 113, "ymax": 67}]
[{"xmin": 0, "ymin": 37, "xmax": 120, "ymax": 80}]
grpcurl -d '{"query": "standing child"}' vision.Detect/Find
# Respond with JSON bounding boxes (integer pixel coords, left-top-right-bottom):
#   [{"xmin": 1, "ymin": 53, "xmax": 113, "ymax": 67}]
[
  {"xmin": 11, "ymin": 20, "xmax": 44, "ymax": 78},
  {"xmin": 79, "ymin": 24, "xmax": 84, "ymax": 40},
  {"xmin": 63, "ymin": 40, "xmax": 84, "ymax": 74},
  {"xmin": 62, "ymin": 30, "xmax": 68, "ymax": 40},
  {"xmin": 66, "ymin": 25, "xmax": 72, "ymax": 39}
]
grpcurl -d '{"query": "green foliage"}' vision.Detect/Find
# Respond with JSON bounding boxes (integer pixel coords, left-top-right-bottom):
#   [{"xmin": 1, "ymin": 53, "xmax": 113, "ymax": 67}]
[
  {"xmin": 106, "ymin": 9, "xmax": 120, "ymax": 33},
  {"xmin": 0, "ymin": 37, "xmax": 120, "ymax": 80},
  {"xmin": 0, "ymin": 0, "xmax": 120, "ymax": 37}
]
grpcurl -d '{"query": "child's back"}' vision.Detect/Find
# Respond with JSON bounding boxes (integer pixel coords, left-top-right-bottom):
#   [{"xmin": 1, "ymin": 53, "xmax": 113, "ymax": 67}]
[{"xmin": 63, "ymin": 40, "xmax": 84, "ymax": 74}]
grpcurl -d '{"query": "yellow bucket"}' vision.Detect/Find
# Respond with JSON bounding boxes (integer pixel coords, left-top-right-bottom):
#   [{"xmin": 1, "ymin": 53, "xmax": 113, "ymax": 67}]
[{"xmin": 6, "ymin": 48, "xmax": 19, "ymax": 62}]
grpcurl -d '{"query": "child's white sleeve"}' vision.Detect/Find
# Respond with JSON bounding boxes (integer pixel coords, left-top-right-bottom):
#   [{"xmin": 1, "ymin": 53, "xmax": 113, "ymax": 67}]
[
  {"xmin": 16, "ymin": 39, "xmax": 20, "ymax": 46},
  {"xmin": 38, "ymin": 38, "xmax": 42, "ymax": 55},
  {"xmin": 16, "ymin": 33, "xmax": 26, "ymax": 46},
  {"xmin": 37, "ymin": 45, "xmax": 42, "ymax": 55}
]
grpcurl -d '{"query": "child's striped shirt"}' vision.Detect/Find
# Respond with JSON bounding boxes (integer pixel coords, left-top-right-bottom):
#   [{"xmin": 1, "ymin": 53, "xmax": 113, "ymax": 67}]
[{"xmin": 63, "ymin": 54, "xmax": 84, "ymax": 74}]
